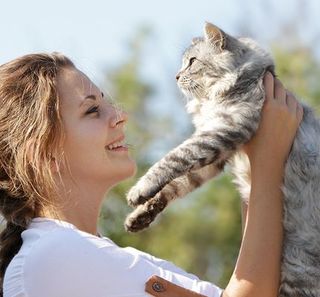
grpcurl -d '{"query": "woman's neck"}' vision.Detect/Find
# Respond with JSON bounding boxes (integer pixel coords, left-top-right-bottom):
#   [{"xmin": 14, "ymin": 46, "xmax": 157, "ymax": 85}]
[{"xmin": 41, "ymin": 177, "xmax": 110, "ymax": 235}]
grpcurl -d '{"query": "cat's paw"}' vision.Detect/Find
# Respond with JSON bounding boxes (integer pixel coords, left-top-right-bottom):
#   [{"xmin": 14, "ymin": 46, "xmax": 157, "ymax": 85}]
[
  {"xmin": 124, "ymin": 205, "xmax": 153, "ymax": 232},
  {"xmin": 126, "ymin": 185, "xmax": 147, "ymax": 207},
  {"xmin": 124, "ymin": 195, "xmax": 168, "ymax": 232},
  {"xmin": 126, "ymin": 179, "xmax": 159, "ymax": 207}
]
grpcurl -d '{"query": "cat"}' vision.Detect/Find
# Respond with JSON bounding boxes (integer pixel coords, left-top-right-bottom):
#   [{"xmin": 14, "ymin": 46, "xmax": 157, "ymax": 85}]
[
  {"xmin": 125, "ymin": 22, "xmax": 320, "ymax": 295},
  {"xmin": 125, "ymin": 22, "xmax": 272, "ymax": 229}
]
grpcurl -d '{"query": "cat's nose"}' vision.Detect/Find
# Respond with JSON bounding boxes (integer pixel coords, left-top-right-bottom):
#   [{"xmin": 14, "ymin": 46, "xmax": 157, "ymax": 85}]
[{"xmin": 175, "ymin": 73, "xmax": 181, "ymax": 81}]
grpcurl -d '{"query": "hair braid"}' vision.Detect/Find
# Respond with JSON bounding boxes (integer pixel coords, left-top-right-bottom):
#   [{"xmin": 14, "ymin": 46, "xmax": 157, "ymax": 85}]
[
  {"xmin": 0, "ymin": 52, "xmax": 74, "ymax": 295},
  {"xmin": 0, "ymin": 188, "xmax": 35, "ymax": 296}
]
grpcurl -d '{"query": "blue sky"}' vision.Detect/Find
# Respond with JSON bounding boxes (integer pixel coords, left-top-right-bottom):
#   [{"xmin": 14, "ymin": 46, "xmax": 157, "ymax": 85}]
[
  {"xmin": 1, "ymin": 0, "xmax": 319, "ymax": 80},
  {"xmin": 1, "ymin": 0, "xmax": 319, "ymax": 158}
]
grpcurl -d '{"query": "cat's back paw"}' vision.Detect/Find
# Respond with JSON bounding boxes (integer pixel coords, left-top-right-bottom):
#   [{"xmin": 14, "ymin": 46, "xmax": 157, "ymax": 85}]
[
  {"xmin": 125, "ymin": 195, "xmax": 168, "ymax": 232},
  {"xmin": 124, "ymin": 205, "xmax": 153, "ymax": 232}
]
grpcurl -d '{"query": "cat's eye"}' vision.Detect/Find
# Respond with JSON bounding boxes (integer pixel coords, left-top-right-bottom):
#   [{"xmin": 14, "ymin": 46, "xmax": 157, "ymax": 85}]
[{"xmin": 189, "ymin": 57, "xmax": 197, "ymax": 66}]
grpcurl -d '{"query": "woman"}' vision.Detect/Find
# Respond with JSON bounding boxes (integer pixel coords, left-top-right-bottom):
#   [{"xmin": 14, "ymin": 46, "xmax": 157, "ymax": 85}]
[{"xmin": 0, "ymin": 53, "xmax": 303, "ymax": 297}]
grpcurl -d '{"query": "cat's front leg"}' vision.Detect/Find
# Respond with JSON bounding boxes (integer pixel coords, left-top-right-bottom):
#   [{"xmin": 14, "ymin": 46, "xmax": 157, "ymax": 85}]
[
  {"xmin": 127, "ymin": 129, "xmax": 241, "ymax": 207},
  {"xmin": 125, "ymin": 163, "xmax": 222, "ymax": 231}
]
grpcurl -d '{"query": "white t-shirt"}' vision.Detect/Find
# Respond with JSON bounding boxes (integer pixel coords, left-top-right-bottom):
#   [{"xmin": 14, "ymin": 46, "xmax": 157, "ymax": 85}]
[{"xmin": 3, "ymin": 217, "xmax": 223, "ymax": 297}]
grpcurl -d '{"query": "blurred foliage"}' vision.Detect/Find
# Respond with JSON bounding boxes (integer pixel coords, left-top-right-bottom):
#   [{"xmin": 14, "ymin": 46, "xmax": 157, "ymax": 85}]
[
  {"xmin": 98, "ymin": 28, "xmax": 320, "ymax": 288},
  {"xmin": 273, "ymin": 46, "xmax": 320, "ymax": 110}
]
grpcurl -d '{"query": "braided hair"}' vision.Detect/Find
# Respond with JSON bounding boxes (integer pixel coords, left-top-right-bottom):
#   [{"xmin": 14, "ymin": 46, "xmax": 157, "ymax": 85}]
[{"xmin": 0, "ymin": 53, "xmax": 74, "ymax": 295}]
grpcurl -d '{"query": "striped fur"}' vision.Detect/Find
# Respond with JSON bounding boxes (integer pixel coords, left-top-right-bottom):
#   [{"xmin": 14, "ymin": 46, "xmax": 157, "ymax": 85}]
[{"xmin": 125, "ymin": 23, "xmax": 320, "ymax": 295}]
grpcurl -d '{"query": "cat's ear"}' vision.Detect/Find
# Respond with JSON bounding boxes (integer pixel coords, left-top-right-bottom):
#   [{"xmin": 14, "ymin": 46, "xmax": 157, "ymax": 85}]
[{"xmin": 204, "ymin": 22, "xmax": 226, "ymax": 51}]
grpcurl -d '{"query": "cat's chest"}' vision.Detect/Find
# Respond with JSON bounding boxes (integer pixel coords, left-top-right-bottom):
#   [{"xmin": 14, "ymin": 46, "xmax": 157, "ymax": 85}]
[{"xmin": 189, "ymin": 100, "xmax": 225, "ymax": 131}]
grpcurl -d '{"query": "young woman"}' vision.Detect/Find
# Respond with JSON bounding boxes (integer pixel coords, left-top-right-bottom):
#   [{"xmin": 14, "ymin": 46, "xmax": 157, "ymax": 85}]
[{"xmin": 0, "ymin": 53, "xmax": 303, "ymax": 297}]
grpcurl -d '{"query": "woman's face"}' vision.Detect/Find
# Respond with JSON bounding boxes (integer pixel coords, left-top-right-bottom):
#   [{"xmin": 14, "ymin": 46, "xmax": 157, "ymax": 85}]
[{"xmin": 56, "ymin": 67, "xmax": 136, "ymax": 188}]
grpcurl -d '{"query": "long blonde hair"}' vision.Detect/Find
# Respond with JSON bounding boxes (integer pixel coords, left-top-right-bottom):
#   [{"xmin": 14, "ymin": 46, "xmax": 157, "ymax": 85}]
[{"xmin": 0, "ymin": 52, "xmax": 74, "ymax": 295}]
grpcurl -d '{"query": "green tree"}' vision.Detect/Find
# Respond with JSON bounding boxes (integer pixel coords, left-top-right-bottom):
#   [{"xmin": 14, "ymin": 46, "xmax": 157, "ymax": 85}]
[{"xmin": 273, "ymin": 46, "xmax": 320, "ymax": 108}]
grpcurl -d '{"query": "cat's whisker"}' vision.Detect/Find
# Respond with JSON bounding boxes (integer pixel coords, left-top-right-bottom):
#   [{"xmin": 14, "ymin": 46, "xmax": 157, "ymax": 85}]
[
  {"xmin": 191, "ymin": 87, "xmax": 202, "ymax": 99},
  {"xmin": 189, "ymin": 82, "xmax": 205, "ymax": 99}
]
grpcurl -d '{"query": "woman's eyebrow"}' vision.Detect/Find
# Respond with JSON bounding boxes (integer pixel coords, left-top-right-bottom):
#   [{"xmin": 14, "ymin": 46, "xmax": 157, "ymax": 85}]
[
  {"xmin": 79, "ymin": 92, "xmax": 104, "ymax": 107},
  {"xmin": 79, "ymin": 95, "xmax": 96, "ymax": 107}
]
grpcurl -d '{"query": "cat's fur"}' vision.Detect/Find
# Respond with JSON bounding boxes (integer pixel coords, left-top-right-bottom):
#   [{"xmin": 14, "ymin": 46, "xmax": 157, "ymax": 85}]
[{"xmin": 125, "ymin": 22, "xmax": 320, "ymax": 295}]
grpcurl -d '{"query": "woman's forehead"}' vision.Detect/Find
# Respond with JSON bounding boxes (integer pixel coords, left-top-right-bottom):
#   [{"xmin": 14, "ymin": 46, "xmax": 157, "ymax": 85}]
[{"xmin": 57, "ymin": 67, "xmax": 99, "ymax": 106}]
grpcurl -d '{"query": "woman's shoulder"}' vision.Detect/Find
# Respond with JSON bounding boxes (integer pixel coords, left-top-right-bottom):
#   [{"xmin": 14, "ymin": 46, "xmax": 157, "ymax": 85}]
[
  {"xmin": 4, "ymin": 218, "xmax": 142, "ymax": 296},
  {"xmin": 5, "ymin": 218, "xmax": 121, "ymax": 284},
  {"xmin": 4, "ymin": 218, "xmax": 168, "ymax": 297},
  {"xmin": 21, "ymin": 218, "xmax": 118, "ymax": 263}
]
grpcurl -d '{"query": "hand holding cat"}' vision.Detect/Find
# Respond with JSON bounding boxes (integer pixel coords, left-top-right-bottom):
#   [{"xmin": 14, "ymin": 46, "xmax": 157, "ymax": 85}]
[
  {"xmin": 228, "ymin": 73, "xmax": 304, "ymax": 297},
  {"xmin": 243, "ymin": 72, "xmax": 303, "ymax": 175}
]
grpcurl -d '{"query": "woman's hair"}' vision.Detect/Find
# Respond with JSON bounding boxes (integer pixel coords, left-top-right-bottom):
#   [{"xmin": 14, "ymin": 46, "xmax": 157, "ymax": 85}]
[{"xmin": 0, "ymin": 52, "xmax": 75, "ymax": 295}]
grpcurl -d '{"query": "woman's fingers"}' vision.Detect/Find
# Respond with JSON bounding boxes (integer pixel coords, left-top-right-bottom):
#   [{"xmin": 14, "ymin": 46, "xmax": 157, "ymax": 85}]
[
  {"xmin": 245, "ymin": 73, "xmax": 304, "ymax": 163},
  {"xmin": 263, "ymin": 72, "xmax": 303, "ymax": 124},
  {"xmin": 286, "ymin": 91, "xmax": 304, "ymax": 122},
  {"xmin": 263, "ymin": 72, "xmax": 274, "ymax": 101},
  {"xmin": 274, "ymin": 78, "xmax": 286, "ymax": 104},
  {"xmin": 285, "ymin": 91, "xmax": 304, "ymax": 126},
  {"xmin": 286, "ymin": 91, "xmax": 297, "ymax": 113},
  {"xmin": 297, "ymin": 103, "xmax": 304, "ymax": 122},
  {"xmin": 264, "ymin": 72, "xmax": 287, "ymax": 105}
]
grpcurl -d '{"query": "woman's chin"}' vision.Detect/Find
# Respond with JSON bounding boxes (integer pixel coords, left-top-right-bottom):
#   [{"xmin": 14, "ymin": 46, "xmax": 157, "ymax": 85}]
[
  {"xmin": 112, "ymin": 159, "xmax": 137, "ymax": 183},
  {"xmin": 122, "ymin": 161, "xmax": 137, "ymax": 180}
]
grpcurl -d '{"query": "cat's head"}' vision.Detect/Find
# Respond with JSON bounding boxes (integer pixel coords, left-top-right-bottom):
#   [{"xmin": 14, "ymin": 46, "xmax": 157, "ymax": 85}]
[{"xmin": 176, "ymin": 22, "xmax": 275, "ymax": 101}]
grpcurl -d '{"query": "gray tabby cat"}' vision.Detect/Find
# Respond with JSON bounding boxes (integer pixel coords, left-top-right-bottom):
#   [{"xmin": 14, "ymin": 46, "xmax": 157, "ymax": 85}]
[{"xmin": 125, "ymin": 22, "xmax": 320, "ymax": 295}]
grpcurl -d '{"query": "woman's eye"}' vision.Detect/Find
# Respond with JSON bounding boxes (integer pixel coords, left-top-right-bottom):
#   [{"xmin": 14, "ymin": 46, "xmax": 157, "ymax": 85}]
[
  {"xmin": 189, "ymin": 57, "xmax": 196, "ymax": 66},
  {"xmin": 86, "ymin": 106, "xmax": 99, "ymax": 115}
]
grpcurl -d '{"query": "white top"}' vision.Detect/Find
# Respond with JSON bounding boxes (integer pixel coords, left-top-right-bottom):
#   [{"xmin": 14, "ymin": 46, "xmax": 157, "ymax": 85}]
[{"xmin": 3, "ymin": 217, "xmax": 223, "ymax": 297}]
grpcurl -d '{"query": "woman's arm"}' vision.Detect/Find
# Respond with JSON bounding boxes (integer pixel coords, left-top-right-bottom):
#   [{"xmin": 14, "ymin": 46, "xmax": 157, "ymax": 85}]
[{"xmin": 223, "ymin": 72, "xmax": 303, "ymax": 297}]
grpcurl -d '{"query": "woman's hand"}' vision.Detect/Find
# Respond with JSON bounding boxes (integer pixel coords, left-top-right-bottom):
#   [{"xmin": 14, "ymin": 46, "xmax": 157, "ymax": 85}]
[
  {"xmin": 224, "ymin": 72, "xmax": 303, "ymax": 297},
  {"xmin": 243, "ymin": 72, "xmax": 303, "ymax": 174}
]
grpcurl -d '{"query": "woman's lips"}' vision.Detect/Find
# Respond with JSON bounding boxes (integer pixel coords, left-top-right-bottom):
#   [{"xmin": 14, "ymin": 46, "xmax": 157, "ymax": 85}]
[
  {"xmin": 105, "ymin": 135, "xmax": 129, "ymax": 152},
  {"xmin": 107, "ymin": 146, "xmax": 128, "ymax": 152}
]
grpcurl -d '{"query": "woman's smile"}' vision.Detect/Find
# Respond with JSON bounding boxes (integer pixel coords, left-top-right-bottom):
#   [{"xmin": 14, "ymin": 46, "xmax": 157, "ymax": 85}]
[
  {"xmin": 105, "ymin": 135, "xmax": 129, "ymax": 153},
  {"xmin": 57, "ymin": 67, "xmax": 136, "ymax": 187}
]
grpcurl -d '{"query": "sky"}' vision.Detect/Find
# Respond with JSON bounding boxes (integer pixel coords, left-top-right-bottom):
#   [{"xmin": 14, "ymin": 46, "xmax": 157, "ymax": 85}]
[
  {"xmin": 1, "ymin": 0, "xmax": 319, "ymax": 80},
  {"xmin": 1, "ymin": 0, "xmax": 319, "ymax": 158}
]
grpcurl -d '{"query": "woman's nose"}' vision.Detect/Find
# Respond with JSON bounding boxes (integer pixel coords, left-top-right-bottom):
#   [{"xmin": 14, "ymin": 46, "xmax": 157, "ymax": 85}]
[{"xmin": 110, "ymin": 107, "xmax": 128, "ymax": 128}]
